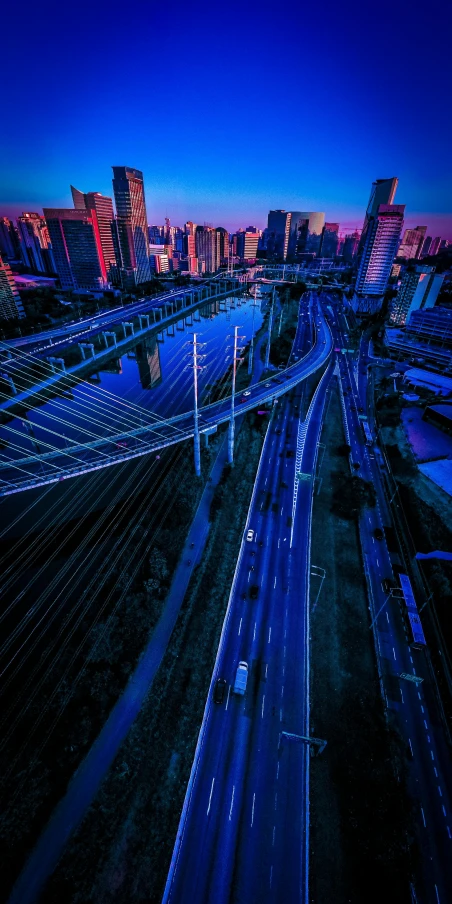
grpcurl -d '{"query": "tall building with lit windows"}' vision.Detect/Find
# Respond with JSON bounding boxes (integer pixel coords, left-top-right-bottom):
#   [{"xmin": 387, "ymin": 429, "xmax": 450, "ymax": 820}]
[
  {"xmin": 397, "ymin": 225, "xmax": 427, "ymax": 260},
  {"xmin": 16, "ymin": 212, "xmax": 55, "ymax": 274},
  {"xmin": 353, "ymin": 204, "xmax": 405, "ymax": 314},
  {"xmin": 71, "ymin": 186, "xmax": 119, "ymax": 282},
  {"xmin": 43, "ymin": 208, "xmax": 109, "ymax": 291},
  {"xmin": 0, "ymin": 254, "xmax": 25, "ymax": 319},
  {"xmin": 266, "ymin": 210, "xmax": 291, "ymax": 261},
  {"xmin": 112, "ymin": 166, "xmax": 151, "ymax": 285}
]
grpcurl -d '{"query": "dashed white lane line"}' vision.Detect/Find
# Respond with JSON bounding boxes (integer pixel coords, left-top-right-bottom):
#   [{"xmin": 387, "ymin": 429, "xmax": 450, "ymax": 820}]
[
  {"xmin": 270, "ymin": 866, "xmax": 273, "ymax": 888},
  {"xmin": 393, "ymin": 647, "xmax": 396, "ymax": 660},
  {"xmin": 386, "ymin": 612, "xmax": 390, "ymax": 624},
  {"xmin": 400, "ymin": 688, "xmax": 404, "ymax": 703},
  {"xmin": 424, "ymin": 719, "xmax": 428, "ymax": 730},
  {"xmin": 229, "ymin": 786, "xmax": 235, "ymax": 821},
  {"xmin": 431, "ymin": 750, "xmax": 435, "ymax": 761},
  {"xmin": 280, "ymin": 708, "xmax": 283, "ymax": 722},
  {"xmin": 276, "ymin": 762, "xmax": 280, "ymax": 780},
  {"xmin": 262, "ymin": 695, "xmax": 265, "ymax": 719},
  {"xmin": 447, "ymin": 826, "xmax": 451, "ymax": 840},
  {"xmin": 238, "ymin": 618, "xmax": 242, "ymax": 636},
  {"xmin": 274, "ymin": 576, "xmax": 277, "ymax": 588},
  {"xmin": 253, "ymin": 622, "xmax": 256, "ymax": 641},
  {"xmin": 442, "ymin": 805, "xmax": 447, "ymax": 818},
  {"xmin": 420, "ymin": 704, "xmax": 424, "ymax": 713},
  {"xmin": 207, "ymin": 778, "xmax": 215, "ymax": 815},
  {"xmin": 421, "ymin": 807, "xmax": 427, "ymax": 827},
  {"xmin": 281, "ymin": 685, "xmax": 284, "ymax": 698},
  {"xmin": 275, "ymin": 792, "xmax": 278, "ymax": 811},
  {"xmin": 272, "ymin": 826, "xmax": 276, "ymax": 846},
  {"xmin": 438, "ymin": 786, "xmax": 443, "ymax": 798},
  {"xmin": 225, "ymin": 685, "xmax": 231, "ymax": 711},
  {"xmin": 278, "ymin": 538, "xmax": 280, "ymax": 548},
  {"xmin": 251, "ymin": 792, "xmax": 255, "ymax": 827},
  {"xmin": 268, "ymin": 627, "xmax": 272, "ymax": 644},
  {"xmin": 265, "ymin": 663, "xmax": 268, "ymax": 679},
  {"xmin": 435, "ymin": 884, "xmax": 441, "ymax": 903},
  {"xmin": 408, "ymin": 738, "xmax": 413, "ymax": 757}
]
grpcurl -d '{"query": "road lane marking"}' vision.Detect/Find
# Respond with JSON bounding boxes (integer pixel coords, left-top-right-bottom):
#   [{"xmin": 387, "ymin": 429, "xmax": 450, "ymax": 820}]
[
  {"xmin": 438, "ymin": 786, "xmax": 443, "ymax": 798},
  {"xmin": 418, "ymin": 691, "xmax": 422, "ymax": 700},
  {"xmin": 253, "ymin": 622, "xmax": 256, "ymax": 641},
  {"xmin": 386, "ymin": 612, "xmax": 390, "ymax": 624},
  {"xmin": 281, "ymin": 685, "xmax": 284, "ymax": 698},
  {"xmin": 280, "ymin": 708, "xmax": 283, "ymax": 722},
  {"xmin": 447, "ymin": 826, "xmax": 451, "ymax": 839},
  {"xmin": 424, "ymin": 719, "xmax": 428, "ymax": 730},
  {"xmin": 268, "ymin": 627, "xmax": 272, "ymax": 644},
  {"xmin": 275, "ymin": 792, "xmax": 278, "ymax": 811},
  {"xmin": 420, "ymin": 704, "xmax": 424, "ymax": 713},
  {"xmin": 408, "ymin": 738, "xmax": 413, "ymax": 757},
  {"xmin": 435, "ymin": 884, "xmax": 440, "ymax": 903},
  {"xmin": 238, "ymin": 618, "xmax": 242, "ymax": 636},
  {"xmin": 272, "ymin": 826, "xmax": 276, "ymax": 846},
  {"xmin": 225, "ymin": 685, "xmax": 231, "ymax": 711},
  {"xmin": 421, "ymin": 807, "xmax": 426, "ymax": 827},
  {"xmin": 277, "ymin": 762, "xmax": 280, "ymax": 780},
  {"xmin": 431, "ymin": 750, "xmax": 435, "ymax": 761},
  {"xmin": 434, "ymin": 767, "xmax": 438, "ymax": 777},
  {"xmin": 251, "ymin": 792, "xmax": 255, "ymax": 827},
  {"xmin": 278, "ymin": 538, "xmax": 280, "ymax": 548},
  {"xmin": 274, "ymin": 577, "xmax": 277, "ymax": 588},
  {"xmin": 207, "ymin": 778, "xmax": 215, "ymax": 815},
  {"xmin": 262, "ymin": 695, "xmax": 265, "ymax": 719},
  {"xmin": 229, "ymin": 786, "xmax": 235, "ymax": 821},
  {"xmin": 270, "ymin": 866, "xmax": 273, "ymax": 888},
  {"xmin": 400, "ymin": 689, "xmax": 404, "ymax": 703},
  {"xmin": 393, "ymin": 647, "xmax": 396, "ymax": 660},
  {"xmin": 442, "ymin": 805, "xmax": 447, "ymax": 818},
  {"xmin": 265, "ymin": 663, "xmax": 268, "ymax": 679}
]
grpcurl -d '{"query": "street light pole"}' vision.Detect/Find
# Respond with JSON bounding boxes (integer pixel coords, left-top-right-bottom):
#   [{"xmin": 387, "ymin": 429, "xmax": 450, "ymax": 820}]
[{"xmin": 264, "ymin": 287, "xmax": 275, "ymax": 371}]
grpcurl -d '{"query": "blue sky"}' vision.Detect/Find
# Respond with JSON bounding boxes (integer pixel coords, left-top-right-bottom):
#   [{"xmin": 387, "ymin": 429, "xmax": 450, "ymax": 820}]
[{"xmin": 2, "ymin": 0, "xmax": 451, "ymax": 237}]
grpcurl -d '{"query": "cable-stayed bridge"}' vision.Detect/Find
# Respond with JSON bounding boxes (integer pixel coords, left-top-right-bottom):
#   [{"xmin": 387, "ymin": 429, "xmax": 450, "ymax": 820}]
[{"xmin": 0, "ymin": 301, "xmax": 332, "ymax": 497}]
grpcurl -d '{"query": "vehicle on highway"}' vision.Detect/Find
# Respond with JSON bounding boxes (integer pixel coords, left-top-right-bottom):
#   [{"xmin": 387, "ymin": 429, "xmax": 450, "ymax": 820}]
[
  {"xmin": 249, "ymin": 585, "xmax": 259, "ymax": 599},
  {"xmin": 398, "ymin": 573, "xmax": 427, "ymax": 649},
  {"xmin": 246, "ymin": 529, "xmax": 254, "ymax": 542},
  {"xmin": 382, "ymin": 578, "xmax": 394, "ymax": 594},
  {"xmin": 265, "ymin": 382, "xmax": 271, "ymax": 387},
  {"xmin": 214, "ymin": 678, "xmax": 227, "ymax": 704},
  {"xmin": 233, "ymin": 661, "xmax": 248, "ymax": 696},
  {"xmin": 374, "ymin": 527, "xmax": 384, "ymax": 540},
  {"xmin": 243, "ymin": 390, "xmax": 251, "ymax": 396}
]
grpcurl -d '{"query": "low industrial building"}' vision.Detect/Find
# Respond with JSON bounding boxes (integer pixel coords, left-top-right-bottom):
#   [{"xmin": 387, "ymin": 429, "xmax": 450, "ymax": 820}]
[
  {"xmin": 402, "ymin": 368, "xmax": 452, "ymax": 396},
  {"xmin": 423, "ymin": 404, "xmax": 452, "ymax": 434}
]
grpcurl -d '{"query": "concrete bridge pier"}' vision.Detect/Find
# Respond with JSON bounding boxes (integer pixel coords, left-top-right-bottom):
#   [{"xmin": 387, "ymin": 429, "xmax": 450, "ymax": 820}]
[
  {"xmin": 176, "ymin": 319, "xmax": 185, "ymax": 331},
  {"xmin": 79, "ymin": 343, "xmax": 95, "ymax": 361},
  {"xmin": 103, "ymin": 331, "xmax": 117, "ymax": 348},
  {"xmin": 138, "ymin": 314, "xmax": 150, "ymax": 330},
  {"xmin": 122, "ymin": 321, "xmax": 134, "ymax": 338},
  {"xmin": 47, "ymin": 357, "xmax": 66, "ymax": 372},
  {"xmin": 157, "ymin": 332, "xmax": 165, "ymax": 343},
  {"xmin": 167, "ymin": 323, "xmax": 175, "ymax": 337}
]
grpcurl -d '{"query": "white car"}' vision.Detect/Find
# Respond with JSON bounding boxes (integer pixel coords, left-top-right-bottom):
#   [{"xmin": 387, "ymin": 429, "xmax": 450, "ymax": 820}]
[
  {"xmin": 246, "ymin": 529, "xmax": 254, "ymax": 542},
  {"xmin": 243, "ymin": 390, "xmax": 251, "ymax": 397}
]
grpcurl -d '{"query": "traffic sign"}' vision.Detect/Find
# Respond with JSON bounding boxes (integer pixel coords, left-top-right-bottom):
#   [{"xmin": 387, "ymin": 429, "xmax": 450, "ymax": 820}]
[{"xmin": 399, "ymin": 672, "xmax": 424, "ymax": 685}]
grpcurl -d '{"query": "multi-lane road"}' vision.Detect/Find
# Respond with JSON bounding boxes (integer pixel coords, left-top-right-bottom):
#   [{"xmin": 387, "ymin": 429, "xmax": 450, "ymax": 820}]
[
  {"xmin": 327, "ymin": 296, "xmax": 452, "ymax": 903},
  {"xmin": 163, "ymin": 298, "xmax": 332, "ymax": 903}
]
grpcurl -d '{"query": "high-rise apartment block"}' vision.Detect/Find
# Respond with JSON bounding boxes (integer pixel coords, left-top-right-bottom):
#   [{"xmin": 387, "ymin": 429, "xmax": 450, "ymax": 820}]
[
  {"xmin": 43, "ymin": 208, "xmax": 109, "ymax": 291},
  {"xmin": 0, "ymin": 254, "xmax": 25, "ymax": 319},
  {"xmin": 266, "ymin": 210, "xmax": 292, "ymax": 260},
  {"xmin": 235, "ymin": 230, "xmax": 259, "ymax": 262},
  {"xmin": 421, "ymin": 236, "xmax": 432, "ymax": 257},
  {"xmin": 215, "ymin": 227, "xmax": 229, "ymax": 262},
  {"xmin": 389, "ymin": 265, "xmax": 444, "ymax": 326},
  {"xmin": 195, "ymin": 226, "xmax": 220, "ymax": 272},
  {"xmin": 16, "ymin": 212, "xmax": 55, "ymax": 275},
  {"xmin": 353, "ymin": 202, "xmax": 405, "ymax": 313},
  {"xmin": 112, "ymin": 166, "xmax": 151, "ymax": 285},
  {"xmin": 397, "ymin": 226, "xmax": 427, "ymax": 260},
  {"xmin": 71, "ymin": 186, "xmax": 119, "ymax": 282}
]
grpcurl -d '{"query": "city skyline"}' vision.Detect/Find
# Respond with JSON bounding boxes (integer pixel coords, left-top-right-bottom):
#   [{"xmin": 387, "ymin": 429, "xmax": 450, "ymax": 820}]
[{"xmin": 2, "ymin": 1, "xmax": 451, "ymax": 239}]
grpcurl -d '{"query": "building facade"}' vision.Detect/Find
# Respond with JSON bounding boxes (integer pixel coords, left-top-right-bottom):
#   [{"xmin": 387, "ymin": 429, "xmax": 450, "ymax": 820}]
[
  {"xmin": 43, "ymin": 208, "xmax": 108, "ymax": 291},
  {"xmin": 195, "ymin": 226, "xmax": 220, "ymax": 272},
  {"xmin": 390, "ymin": 265, "xmax": 444, "ymax": 326},
  {"xmin": 266, "ymin": 210, "xmax": 291, "ymax": 260},
  {"xmin": 397, "ymin": 226, "xmax": 427, "ymax": 260},
  {"xmin": 353, "ymin": 203, "xmax": 405, "ymax": 313},
  {"xmin": 406, "ymin": 307, "xmax": 452, "ymax": 347},
  {"xmin": 429, "ymin": 236, "xmax": 442, "ymax": 256},
  {"xmin": 235, "ymin": 230, "xmax": 259, "ymax": 261},
  {"xmin": 319, "ymin": 222, "xmax": 339, "ymax": 258},
  {"xmin": 71, "ymin": 186, "xmax": 119, "ymax": 283},
  {"xmin": 0, "ymin": 217, "xmax": 21, "ymax": 261},
  {"xmin": 288, "ymin": 211, "xmax": 325, "ymax": 258},
  {"xmin": 112, "ymin": 166, "xmax": 151, "ymax": 285},
  {"xmin": 215, "ymin": 227, "xmax": 229, "ymax": 262},
  {"xmin": 16, "ymin": 212, "xmax": 56, "ymax": 275},
  {"xmin": 0, "ymin": 254, "xmax": 25, "ymax": 319},
  {"xmin": 342, "ymin": 231, "xmax": 361, "ymax": 262}
]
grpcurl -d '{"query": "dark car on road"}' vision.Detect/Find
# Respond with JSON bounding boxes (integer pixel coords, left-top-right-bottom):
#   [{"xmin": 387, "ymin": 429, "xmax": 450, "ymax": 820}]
[
  {"xmin": 382, "ymin": 578, "xmax": 394, "ymax": 594},
  {"xmin": 214, "ymin": 678, "xmax": 227, "ymax": 704},
  {"xmin": 249, "ymin": 584, "xmax": 259, "ymax": 599},
  {"xmin": 374, "ymin": 527, "xmax": 384, "ymax": 540}
]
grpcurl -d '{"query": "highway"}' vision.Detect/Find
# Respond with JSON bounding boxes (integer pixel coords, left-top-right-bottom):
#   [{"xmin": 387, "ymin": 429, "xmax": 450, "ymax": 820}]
[
  {"xmin": 0, "ymin": 296, "xmax": 333, "ymax": 495},
  {"xmin": 326, "ymin": 296, "xmax": 452, "ymax": 903},
  {"xmin": 163, "ymin": 300, "xmax": 332, "ymax": 903}
]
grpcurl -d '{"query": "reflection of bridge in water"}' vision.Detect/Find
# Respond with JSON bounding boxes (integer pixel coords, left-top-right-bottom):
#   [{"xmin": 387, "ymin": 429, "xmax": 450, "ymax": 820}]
[{"xmin": 0, "ymin": 299, "xmax": 333, "ymax": 497}]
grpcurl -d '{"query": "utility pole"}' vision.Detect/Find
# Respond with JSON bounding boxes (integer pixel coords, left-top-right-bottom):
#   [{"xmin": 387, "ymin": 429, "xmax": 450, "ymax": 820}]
[
  {"xmin": 228, "ymin": 325, "xmax": 244, "ymax": 465},
  {"xmin": 277, "ymin": 308, "xmax": 283, "ymax": 337},
  {"xmin": 191, "ymin": 332, "xmax": 205, "ymax": 477},
  {"xmin": 264, "ymin": 287, "xmax": 275, "ymax": 371},
  {"xmin": 248, "ymin": 293, "xmax": 260, "ymax": 376}
]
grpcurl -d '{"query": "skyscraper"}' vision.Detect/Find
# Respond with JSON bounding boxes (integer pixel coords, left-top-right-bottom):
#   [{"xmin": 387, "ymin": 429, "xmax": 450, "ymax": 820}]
[
  {"xmin": 16, "ymin": 212, "xmax": 55, "ymax": 275},
  {"xmin": 397, "ymin": 226, "xmax": 427, "ymax": 260},
  {"xmin": 0, "ymin": 217, "xmax": 21, "ymax": 261},
  {"xmin": 429, "ymin": 236, "xmax": 442, "ymax": 256},
  {"xmin": 215, "ymin": 227, "xmax": 229, "ymax": 262},
  {"xmin": 195, "ymin": 226, "xmax": 220, "ymax": 272},
  {"xmin": 43, "ymin": 208, "xmax": 108, "ymax": 291},
  {"xmin": 421, "ymin": 236, "xmax": 432, "ymax": 257},
  {"xmin": 390, "ymin": 265, "xmax": 444, "ymax": 326},
  {"xmin": 356, "ymin": 177, "xmax": 398, "ymax": 267},
  {"xmin": 288, "ymin": 212, "xmax": 325, "ymax": 258},
  {"xmin": 112, "ymin": 166, "xmax": 151, "ymax": 285},
  {"xmin": 0, "ymin": 254, "xmax": 25, "ymax": 319},
  {"xmin": 342, "ymin": 231, "xmax": 361, "ymax": 262},
  {"xmin": 266, "ymin": 211, "xmax": 292, "ymax": 261},
  {"xmin": 235, "ymin": 231, "xmax": 259, "ymax": 261},
  {"xmin": 319, "ymin": 222, "xmax": 339, "ymax": 258},
  {"xmin": 353, "ymin": 204, "xmax": 405, "ymax": 314},
  {"xmin": 71, "ymin": 186, "xmax": 119, "ymax": 282}
]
